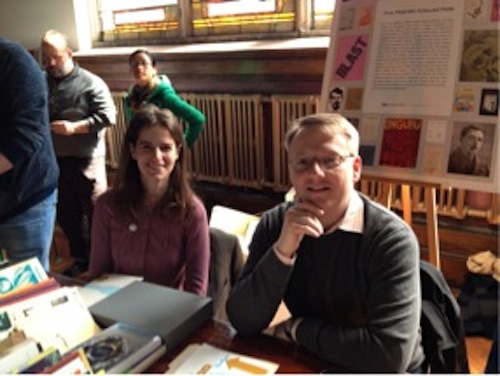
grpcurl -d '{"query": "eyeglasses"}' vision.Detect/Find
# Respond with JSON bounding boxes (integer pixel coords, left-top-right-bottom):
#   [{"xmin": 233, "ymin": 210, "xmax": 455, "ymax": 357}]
[
  {"xmin": 130, "ymin": 61, "xmax": 152, "ymax": 68},
  {"xmin": 289, "ymin": 153, "xmax": 354, "ymax": 172}
]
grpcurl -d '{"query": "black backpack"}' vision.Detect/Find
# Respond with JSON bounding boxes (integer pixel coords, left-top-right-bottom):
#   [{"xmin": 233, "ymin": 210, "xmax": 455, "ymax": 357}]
[
  {"xmin": 420, "ymin": 260, "xmax": 470, "ymax": 373},
  {"xmin": 457, "ymin": 272, "xmax": 498, "ymax": 339}
]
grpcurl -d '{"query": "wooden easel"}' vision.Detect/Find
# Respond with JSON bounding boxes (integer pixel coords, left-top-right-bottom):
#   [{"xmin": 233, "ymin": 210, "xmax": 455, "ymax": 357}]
[{"xmin": 362, "ymin": 175, "xmax": 441, "ymax": 269}]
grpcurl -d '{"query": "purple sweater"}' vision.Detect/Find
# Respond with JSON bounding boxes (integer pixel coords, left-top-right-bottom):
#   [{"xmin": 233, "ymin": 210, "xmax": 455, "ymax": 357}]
[{"xmin": 89, "ymin": 190, "xmax": 210, "ymax": 296}]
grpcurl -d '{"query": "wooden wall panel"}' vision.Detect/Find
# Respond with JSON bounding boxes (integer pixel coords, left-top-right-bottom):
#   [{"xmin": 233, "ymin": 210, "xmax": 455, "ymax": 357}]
[{"xmin": 75, "ymin": 48, "xmax": 327, "ymax": 95}]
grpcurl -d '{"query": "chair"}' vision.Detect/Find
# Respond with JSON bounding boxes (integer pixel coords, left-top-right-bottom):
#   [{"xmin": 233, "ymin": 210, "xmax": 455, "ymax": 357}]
[
  {"xmin": 208, "ymin": 205, "xmax": 260, "ymax": 257},
  {"xmin": 207, "ymin": 228, "xmax": 245, "ymax": 323}
]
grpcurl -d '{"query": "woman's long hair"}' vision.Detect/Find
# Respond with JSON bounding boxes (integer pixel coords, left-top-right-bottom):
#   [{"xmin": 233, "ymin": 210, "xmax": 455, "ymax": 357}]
[{"xmin": 113, "ymin": 104, "xmax": 194, "ymax": 219}]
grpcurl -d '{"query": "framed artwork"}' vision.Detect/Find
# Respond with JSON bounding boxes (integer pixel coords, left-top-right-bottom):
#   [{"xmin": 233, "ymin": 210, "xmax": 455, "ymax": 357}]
[{"xmin": 479, "ymin": 88, "xmax": 499, "ymax": 116}]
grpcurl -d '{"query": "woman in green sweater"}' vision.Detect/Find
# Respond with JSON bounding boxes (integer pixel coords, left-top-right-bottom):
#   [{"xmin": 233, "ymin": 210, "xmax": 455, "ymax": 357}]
[{"xmin": 124, "ymin": 49, "xmax": 206, "ymax": 148}]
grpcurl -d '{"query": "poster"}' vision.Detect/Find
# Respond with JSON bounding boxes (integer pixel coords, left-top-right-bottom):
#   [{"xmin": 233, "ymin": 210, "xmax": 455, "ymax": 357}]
[
  {"xmin": 320, "ymin": 0, "xmax": 499, "ymax": 192},
  {"xmin": 362, "ymin": 0, "xmax": 464, "ymax": 116}
]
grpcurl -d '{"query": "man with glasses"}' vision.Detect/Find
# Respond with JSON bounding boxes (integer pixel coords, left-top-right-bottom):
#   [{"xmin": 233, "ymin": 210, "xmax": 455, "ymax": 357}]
[
  {"xmin": 227, "ymin": 113, "xmax": 424, "ymax": 372},
  {"xmin": 41, "ymin": 30, "xmax": 116, "ymax": 277}
]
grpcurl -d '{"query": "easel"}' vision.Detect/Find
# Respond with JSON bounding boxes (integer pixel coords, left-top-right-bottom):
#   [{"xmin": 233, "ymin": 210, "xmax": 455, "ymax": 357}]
[{"xmin": 362, "ymin": 175, "xmax": 441, "ymax": 269}]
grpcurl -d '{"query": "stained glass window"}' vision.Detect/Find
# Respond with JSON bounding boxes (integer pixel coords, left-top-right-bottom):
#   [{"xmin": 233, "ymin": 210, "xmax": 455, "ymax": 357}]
[{"xmin": 98, "ymin": 0, "xmax": 335, "ymax": 45}]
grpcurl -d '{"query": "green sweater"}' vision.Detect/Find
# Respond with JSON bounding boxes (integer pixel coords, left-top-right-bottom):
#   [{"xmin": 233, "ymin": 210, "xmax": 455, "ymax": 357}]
[
  {"xmin": 124, "ymin": 75, "xmax": 205, "ymax": 148},
  {"xmin": 227, "ymin": 194, "xmax": 425, "ymax": 373}
]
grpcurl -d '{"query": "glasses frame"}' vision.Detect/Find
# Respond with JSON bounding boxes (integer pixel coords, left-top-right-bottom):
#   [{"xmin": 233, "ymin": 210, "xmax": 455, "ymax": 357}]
[{"xmin": 289, "ymin": 153, "xmax": 355, "ymax": 173}]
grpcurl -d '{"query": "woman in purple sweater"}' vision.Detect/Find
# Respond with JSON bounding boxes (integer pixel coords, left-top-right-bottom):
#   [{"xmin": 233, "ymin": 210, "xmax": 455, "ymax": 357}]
[{"xmin": 88, "ymin": 105, "xmax": 210, "ymax": 296}]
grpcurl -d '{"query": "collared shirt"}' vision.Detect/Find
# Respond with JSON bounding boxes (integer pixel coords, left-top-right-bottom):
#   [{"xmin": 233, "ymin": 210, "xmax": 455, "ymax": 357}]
[{"xmin": 324, "ymin": 190, "xmax": 364, "ymax": 235}]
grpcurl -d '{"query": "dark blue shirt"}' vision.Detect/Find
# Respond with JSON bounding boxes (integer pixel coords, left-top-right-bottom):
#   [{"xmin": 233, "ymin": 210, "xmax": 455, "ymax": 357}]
[{"xmin": 0, "ymin": 38, "xmax": 59, "ymax": 222}]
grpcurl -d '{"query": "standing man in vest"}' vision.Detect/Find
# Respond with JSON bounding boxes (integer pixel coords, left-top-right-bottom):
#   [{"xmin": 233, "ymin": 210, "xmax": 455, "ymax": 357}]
[{"xmin": 41, "ymin": 30, "xmax": 116, "ymax": 277}]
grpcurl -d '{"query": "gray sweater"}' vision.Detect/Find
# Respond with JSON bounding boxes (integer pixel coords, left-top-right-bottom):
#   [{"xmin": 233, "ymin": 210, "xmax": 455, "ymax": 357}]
[
  {"xmin": 227, "ymin": 194, "xmax": 425, "ymax": 373},
  {"xmin": 47, "ymin": 64, "xmax": 116, "ymax": 158}
]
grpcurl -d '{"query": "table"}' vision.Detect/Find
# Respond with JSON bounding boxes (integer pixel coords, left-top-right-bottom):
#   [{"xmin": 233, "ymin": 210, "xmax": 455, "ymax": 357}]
[{"xmin": 148, "ymin": 320, "xmax": 331, "ymax": 373}]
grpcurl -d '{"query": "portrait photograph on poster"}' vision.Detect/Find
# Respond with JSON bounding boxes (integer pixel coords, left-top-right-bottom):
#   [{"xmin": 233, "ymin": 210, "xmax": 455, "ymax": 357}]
[
  {"xmin": 447, "ymin": 121, "xmax": 496, "ymax": 178},
  {"xmin": 328, "ymin": 86, "xmax": 345, "ymax": 111}
]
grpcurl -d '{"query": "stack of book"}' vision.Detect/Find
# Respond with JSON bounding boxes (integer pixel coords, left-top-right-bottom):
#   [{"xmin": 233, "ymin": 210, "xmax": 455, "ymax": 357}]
[{"xmin": 0, "ymin": 258, "xmax": 166, "ymax": 373}]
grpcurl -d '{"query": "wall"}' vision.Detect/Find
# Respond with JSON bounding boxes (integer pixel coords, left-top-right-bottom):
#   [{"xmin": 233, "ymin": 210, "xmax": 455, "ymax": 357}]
[
  {"xmin": 0, "ymin": 0, "xmax": 92, "ymax": 50},
  {"xmin": 74, "ymin": 40, "xmax": 329, "ymax": 95}
]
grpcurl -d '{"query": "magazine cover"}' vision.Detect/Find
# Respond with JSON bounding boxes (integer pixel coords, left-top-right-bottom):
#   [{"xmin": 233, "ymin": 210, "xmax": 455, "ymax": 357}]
[
  {"xmin": 0, "ymin": 258, "xmax": 48, "ymax": 296},
  {"xmin": 0, "ymin": 287, "xmax": 100, "ymax": 354},
  {"xmin": 379, "ymin": 118, "xmax": 422, "ymax": 168},
  {"xmin": 74, "ymin": 322, "xmax": 162, "ymax": 374}
]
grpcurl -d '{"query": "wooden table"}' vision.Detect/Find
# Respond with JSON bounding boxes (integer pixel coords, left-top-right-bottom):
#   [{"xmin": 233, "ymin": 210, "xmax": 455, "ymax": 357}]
[{"xmin": 148, "ymin": 320, "xmax": 331, "ymax": 373}]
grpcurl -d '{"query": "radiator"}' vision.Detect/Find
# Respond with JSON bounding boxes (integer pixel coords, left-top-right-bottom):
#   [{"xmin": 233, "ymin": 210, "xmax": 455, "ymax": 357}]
[
  {"xmin": 270, "ymin": 95, "xmax": 319, "ymax": 190},
  {"xmin": 108, "ymin": 92, "xmax": 498, "ymax": 224},
  {"xmin": 108, "ymin": 93, "xmax": 266, "ymax": 188},
  {"xmin": 107, "ymin": 92, "xmax": 128, "ymax": 169}
]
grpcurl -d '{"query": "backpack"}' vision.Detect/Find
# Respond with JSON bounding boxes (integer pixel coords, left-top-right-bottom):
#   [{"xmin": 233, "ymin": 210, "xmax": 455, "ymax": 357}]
[
  {"xmin": 420, "ymin": 260, "xmax": 470, "ymax": 373},
  {"xmin": 457, "ymin": 272, "xmax": 498, "ymax": 339}
]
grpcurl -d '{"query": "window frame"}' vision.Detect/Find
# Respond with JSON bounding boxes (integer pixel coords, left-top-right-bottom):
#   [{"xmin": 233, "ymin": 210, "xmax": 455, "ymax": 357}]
[{"xmin": 94, "ymin": 0, "xmax": 334, "ymax": 47}]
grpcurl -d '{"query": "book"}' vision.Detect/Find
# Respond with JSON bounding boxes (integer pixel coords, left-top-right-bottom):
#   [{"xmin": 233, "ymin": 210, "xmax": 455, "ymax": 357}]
[
  {"xmin": 41, "ymin": 348, "xmax": 93, "ymax": 374},
  {"xmin": 17, "ymin": 347, "xmax": 61, "ymax": 374},
  {"xmin": 0, "ymin": 337, "xmax": 40, "ymax": 374},
  {"xmin": 0, "ymin": 286, "xmax": 101, "ymax": 354},
  {"xmin": 126, "ymin": 343, "xmax": 167, "ymax": 373},
  {"xmin": 0, "ymin": 278, "xmax": 60, "ymax": 307},
  {"xmin": 77, "ymin": 273, "xmax": 143, "ymax": 307},
  {"xmin": 71, "ymin": 322, "xmax": 162, "ymax": 374},
  {"xmin": 89, "ymin": 281, "xmax": 213, "ymax": 352},
  {"xmin": 0, "ymin": 257, "xmax": 48, "ymax": 297},
  {"xmin": 166, "ymin": 343, "xmax": 279, "ymax": 374}
]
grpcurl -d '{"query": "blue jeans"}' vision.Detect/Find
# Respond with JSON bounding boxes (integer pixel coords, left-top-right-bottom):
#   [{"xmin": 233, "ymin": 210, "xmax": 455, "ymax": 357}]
[{"xmin": 0, "ymin": 190, "xmax": 57, "ymax": 271}]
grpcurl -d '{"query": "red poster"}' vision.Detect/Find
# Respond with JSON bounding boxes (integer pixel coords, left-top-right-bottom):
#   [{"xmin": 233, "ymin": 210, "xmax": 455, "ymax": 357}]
[
  {"xmin": 492, "ymin": 0, "xmax": 500, "ymax": 21},
  {"xmin": 379, "ymin": 118, "xmax": 422, "ymax": 168}
]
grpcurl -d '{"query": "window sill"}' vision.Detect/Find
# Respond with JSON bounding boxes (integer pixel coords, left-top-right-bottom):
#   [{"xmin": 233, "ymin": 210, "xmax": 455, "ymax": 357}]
[{"xmin": 73, "ymin": 36, "xmax": 330, "ymax": 57}]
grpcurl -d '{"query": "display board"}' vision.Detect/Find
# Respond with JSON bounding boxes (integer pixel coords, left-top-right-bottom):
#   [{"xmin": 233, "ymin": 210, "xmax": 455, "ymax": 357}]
[{"xmin": 320, "ymin": 0, "xmax": 499, "ymax": 193}]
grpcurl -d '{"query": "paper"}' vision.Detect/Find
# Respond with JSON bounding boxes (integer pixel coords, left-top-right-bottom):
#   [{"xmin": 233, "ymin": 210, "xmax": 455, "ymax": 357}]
[
  {"xmin": 363, "ymin": 0, "xmax": 464, "ymax": 116},
  {"xmin": 77, "ymin": 273, "xmax": 143, "ymax": 307},
  {"xmin": 0, "ymin": 287, "xmax": 101, "ymax": 354},
  {"xmin": 166, "ymin": 343, "xmax": 279, "ymax": 374}
]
